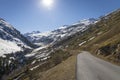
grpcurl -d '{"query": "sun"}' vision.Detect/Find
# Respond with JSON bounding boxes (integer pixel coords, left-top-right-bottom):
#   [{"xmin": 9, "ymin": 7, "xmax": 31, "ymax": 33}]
[{"xmin": 42, "ymin": 0, "xmax": 54, "ymax": 8}]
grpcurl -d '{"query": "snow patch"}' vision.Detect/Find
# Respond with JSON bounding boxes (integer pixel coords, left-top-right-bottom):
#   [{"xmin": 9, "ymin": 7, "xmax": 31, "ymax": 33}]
[
  {"xmin": 30, "ymin": 65, "xmax": 39, "ymax": 71},
  {"xmin": 79, "ymin": 41, "xmax": 87, "ymax": 46},
  {"xmin": 0, "ymin": 39, "xmax": 22, "ymax": 56},
  {"xmin": 88, "ymin": 37, "xmax": 95, "ymax": 41}
]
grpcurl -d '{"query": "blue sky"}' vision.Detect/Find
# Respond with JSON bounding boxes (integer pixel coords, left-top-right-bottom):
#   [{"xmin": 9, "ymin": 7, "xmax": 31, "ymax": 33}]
[{"xmin": 0, "ymin": 0, "xmax": 120, "ymax": 33}]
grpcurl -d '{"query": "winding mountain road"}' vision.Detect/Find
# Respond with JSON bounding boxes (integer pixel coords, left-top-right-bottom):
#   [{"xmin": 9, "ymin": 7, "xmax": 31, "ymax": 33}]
[{"xmin": 77, "ymin": 51, "xmax": 120, "ymax": 80}]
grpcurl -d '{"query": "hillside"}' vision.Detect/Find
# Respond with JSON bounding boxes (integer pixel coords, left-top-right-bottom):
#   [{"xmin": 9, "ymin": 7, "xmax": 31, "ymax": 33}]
[
  {"xmin": 0, "ymin": 18, "xmax": 36, "ymax": 56},
  {"xmin": 0, "ymin": 18, "xmax": 36, "ymax": 79},
  {"xmin": 0, "ymin": 9, "xmax": 120, "ymax": 80},
  {"xmin": 31, "ymin": 9, "xmax": 120, "ymax": 80},
  {"xmin": 4, "ymin": 18, "xmax": 97, "ymax": 79},
  {"xmin": 62, "ymin": 9, "xmax": 120, "ymax": 64}
]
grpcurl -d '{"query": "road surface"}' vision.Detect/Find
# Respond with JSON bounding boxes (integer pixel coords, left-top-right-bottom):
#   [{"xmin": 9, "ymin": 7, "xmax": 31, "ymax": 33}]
[{"xmin": 76, "ymin": 51, "xmax": 120, "ymax": 80}]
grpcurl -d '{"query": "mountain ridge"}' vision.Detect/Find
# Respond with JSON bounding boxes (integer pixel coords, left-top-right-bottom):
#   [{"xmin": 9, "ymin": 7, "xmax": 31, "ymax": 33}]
[
  {"xmin": 0, "ymin": 18, "xmax": 36, "ymax": 56},
  {"xmin": 24, "ymin": 18, "xmax": 97, "ymax": 47}
]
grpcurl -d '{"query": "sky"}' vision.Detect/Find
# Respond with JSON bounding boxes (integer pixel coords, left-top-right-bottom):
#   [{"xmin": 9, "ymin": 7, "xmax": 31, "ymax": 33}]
[{"xmin": 0, "ymin": 0, "xmax": 120, "ymax": 33}]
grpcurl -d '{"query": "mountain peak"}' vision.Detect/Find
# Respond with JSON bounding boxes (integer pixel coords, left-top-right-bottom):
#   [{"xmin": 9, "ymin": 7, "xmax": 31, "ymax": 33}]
[
  {"xmin": 72, "ymin": 18, "xmax": 97, "ymax": 26},
  {"xmin": 59, "ymin": 25, "xmax": 68, "ymax": 29},
  {"xmin": 30, "ymin": 31, "xmax": 41, "ymax": 34},
  {"xmin": 79, "ymin": 18, "xmax": 97, "ymax": 25},
  {"xmin": 0, "ymin": 18, "xmax": 5, "ymax": 21},
  {"xmin": 0, "ymin": 18, "xmax": 14, "ymax": 29},
  {"xmin": 24, "ymin": 18, "xmax": 97, "ymax": 46}
]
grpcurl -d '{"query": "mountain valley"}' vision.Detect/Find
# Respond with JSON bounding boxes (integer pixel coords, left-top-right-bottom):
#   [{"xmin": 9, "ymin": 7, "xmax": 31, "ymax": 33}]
[{"xmin": 0, "ymin": 9, "xmax": 120, "ymax": 80}]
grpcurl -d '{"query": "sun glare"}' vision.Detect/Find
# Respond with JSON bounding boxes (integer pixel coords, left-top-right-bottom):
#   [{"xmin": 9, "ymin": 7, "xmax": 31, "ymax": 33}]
[{"xmin": 42, "ymin": 0, "xmax": 54, "ymax": 8}]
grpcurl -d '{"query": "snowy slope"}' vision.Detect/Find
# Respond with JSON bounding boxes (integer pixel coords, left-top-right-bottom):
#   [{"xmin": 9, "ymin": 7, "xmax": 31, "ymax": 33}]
[
  {"xmin": 0, "ymin": 18, "xmax": 33, "ymax": 56},
  {"xmin": 24, "ymin": 18, "xmax": 97, "ymax": 46},
  {"xmin": 0, "ymin": 39, "xmax": 21, "ymax": 56}
]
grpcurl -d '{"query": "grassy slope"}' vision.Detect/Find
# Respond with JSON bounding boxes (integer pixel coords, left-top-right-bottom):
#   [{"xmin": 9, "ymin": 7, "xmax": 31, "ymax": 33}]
[
  {"xmin": 19, "ymin": 9, "xmax": 120, "ymax": 80},
  {"xmin": 38, "ymin": 55, "xmax": 76, "ymax": 80},
  {"xmin": 67, "ymin": 9, "xmax": 120, "ymax": 65},
  {"xmin": 34, "ymin": 50, "xmax": 79, "ymax": 80},
  {"xmin": 34, "ymin": 9, "xmax": 120, "ymax": 80},
  {"xmin": 85, "ymin": 10, "xmax": 120, "ymax": 63}
]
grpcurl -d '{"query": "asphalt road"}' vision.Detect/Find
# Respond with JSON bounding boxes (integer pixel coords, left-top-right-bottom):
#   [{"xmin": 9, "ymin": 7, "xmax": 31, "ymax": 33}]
[{"xmin": 76, "ymin": 51, "xmax": 120, "ymax": 80}]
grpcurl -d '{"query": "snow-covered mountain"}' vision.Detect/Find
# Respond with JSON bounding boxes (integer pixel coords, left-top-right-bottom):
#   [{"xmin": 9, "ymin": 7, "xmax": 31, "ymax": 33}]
[
  {"xmin": 24, "ymin": 18, "xmax": 97, "ymax": 47},
  {"xmin": 0, "ymin": 18, "xmax": 34, "ymax": 56}
]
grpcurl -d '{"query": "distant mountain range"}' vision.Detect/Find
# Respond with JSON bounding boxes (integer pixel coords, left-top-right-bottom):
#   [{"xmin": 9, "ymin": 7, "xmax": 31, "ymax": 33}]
[
  {"xmin": 24, "ymin": 18, "xmax": 97, "ymax": 47},
  {"xmin": 0, "ymin": 17, "xmax": 97, "ymax": 57}
]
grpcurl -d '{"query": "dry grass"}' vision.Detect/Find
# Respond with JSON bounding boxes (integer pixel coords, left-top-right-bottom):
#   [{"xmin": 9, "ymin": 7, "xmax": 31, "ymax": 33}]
[{"xmin": 37, "ymin": 55, "xmax": 77, "ymax": 80}]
